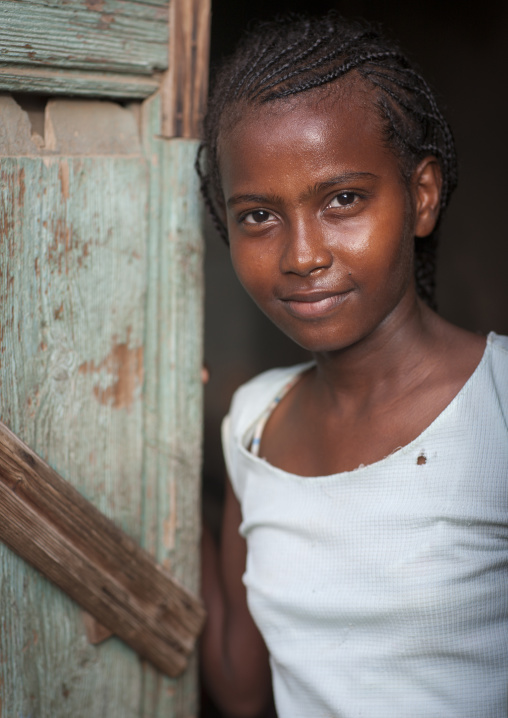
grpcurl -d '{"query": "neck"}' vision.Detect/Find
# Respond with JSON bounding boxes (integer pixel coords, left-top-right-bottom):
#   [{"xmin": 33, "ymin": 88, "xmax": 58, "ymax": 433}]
[{"xmin": 311, "ymin": 293, "xmax": 441, "ymax": 406}]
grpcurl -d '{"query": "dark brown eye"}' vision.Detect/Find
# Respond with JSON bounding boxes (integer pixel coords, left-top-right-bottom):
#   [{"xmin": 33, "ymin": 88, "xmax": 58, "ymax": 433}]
[
  {"xmin": 243, "ymin": 209, "xmax": 274, "ymax": 224},
  {"xmin": 251, "ymin": 210, "xmax": 271, "ymax": 222},
  {"xmin": 331, "ymin": 192, "xmax": 357, "ymax": 207}
]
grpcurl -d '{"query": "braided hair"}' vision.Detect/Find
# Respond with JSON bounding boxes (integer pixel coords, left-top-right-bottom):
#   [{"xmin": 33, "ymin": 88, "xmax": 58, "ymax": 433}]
[{"xmin": 197, "ymin": 13, "xmax": 458, "ymax": 309}]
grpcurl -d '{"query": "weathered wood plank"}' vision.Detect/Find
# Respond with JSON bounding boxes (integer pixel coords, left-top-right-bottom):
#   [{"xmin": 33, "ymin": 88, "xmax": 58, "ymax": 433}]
[
  {"xmin": 0, "ymin": 419, "xmax": 205, "ymax": 676},
  {"xmin": 0, "ymin": 65, "xmax": 159, "ymax": 99},
  {"xmin": 162, "ymin": 0, "xmax": 210, "ymax": 138},
  {"xmin": 0, "ymin": 1, "xmax": 168, "ymax": 74},
  {"xmin": 25, "ymin": 0, "xmax": 170, "ymax": 18},
  {"xmin": 0, "ymin": 152, "xmax": 149, "ymax": 716},
  {"xmin": 139, "ymin": 93, "xmax": 204, "ymax": 716},
  {"xmin": 0, "ymin": 87, "xmax": 205, "ymax": 716}
]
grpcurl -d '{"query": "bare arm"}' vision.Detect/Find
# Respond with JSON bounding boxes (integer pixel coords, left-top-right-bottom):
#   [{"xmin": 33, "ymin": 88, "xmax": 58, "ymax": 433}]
[{"xmin": 201, "ymin": 477, "xmax": 273, "ymax": 718}]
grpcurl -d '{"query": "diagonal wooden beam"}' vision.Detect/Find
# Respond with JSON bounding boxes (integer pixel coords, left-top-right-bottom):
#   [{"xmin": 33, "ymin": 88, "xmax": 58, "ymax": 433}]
[{"xmin": 0, "ymin": 419, "xmax": 206, "ymax": 678}]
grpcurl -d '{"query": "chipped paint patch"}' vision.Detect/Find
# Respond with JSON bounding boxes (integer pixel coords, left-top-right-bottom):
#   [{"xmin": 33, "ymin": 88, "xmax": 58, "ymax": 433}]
[
  {"xmin": 163, "ymin": 480, "xmax": 177, "ymax": 551},
  {"xmin": 54, "ymin": 303, "xmax": 64, "ymax": 320},
  {"xmin": 85, "ymin": 0, "xmax": 105, "ymax": 11},
  {"xmin": 97, "ymin": 13, "xmax": 115, "ymax": 30},
  {"xmin": 79, "ymin": 334, "xmax": 143, "ymax": 410},
  {"xmin": 58, "ymin": 161, "xmax": 69, "ymax": 200},
  {"xmin": 18, "ymin": 167, "xmax": 25, "ymax": 207}
]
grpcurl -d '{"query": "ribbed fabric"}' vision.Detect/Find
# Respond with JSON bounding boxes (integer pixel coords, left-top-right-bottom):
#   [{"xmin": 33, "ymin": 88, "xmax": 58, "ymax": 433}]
[{"xmin": 222, "ymin": 332, "xmax": 508, "ymax": 718}]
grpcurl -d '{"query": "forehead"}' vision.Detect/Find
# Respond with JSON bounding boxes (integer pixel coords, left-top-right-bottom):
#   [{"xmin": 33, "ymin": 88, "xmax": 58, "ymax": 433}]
[{"xmin": 219, "ymin": 84, "xmax": 397, "ymax": 197}]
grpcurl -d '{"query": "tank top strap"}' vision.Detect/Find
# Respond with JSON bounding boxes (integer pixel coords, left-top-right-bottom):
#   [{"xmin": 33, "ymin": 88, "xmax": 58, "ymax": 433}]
[{"xmin": 250, "ymin": 372, "xmax": 303, "ymax": 456}]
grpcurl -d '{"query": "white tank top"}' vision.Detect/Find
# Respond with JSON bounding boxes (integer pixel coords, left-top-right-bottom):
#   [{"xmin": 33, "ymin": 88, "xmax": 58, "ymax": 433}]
[{"xmin": 222, "ymin": 332, "xmax": 508, "ymax": 718}]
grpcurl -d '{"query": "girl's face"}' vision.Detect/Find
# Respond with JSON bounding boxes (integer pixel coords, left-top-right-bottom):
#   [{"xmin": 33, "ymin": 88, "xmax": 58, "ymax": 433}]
[{"xmin": 219, "ymin": 89, "xmax": 432, "ymax": 353}]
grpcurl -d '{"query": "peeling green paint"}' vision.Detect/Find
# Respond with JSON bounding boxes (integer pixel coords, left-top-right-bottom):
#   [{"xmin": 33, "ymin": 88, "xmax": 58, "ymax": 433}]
[{"xmin": 0, "ymin": 95, "xmax": 203, "ymax": 716}]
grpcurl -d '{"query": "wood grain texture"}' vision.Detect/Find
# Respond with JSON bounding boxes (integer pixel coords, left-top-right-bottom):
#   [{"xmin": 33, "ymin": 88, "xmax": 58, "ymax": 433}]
[
  {"xmin": 162, "ymin": 0, "xmax": 210, "ymax": 138},
  {"xmin": 0, "ymin": 65, "xmax": 160, "ymax": 99},
  {"xmin": 0, "ymin": 0, "xmax": 168, "ymax": 74},
  {"xmin": 0, "ymin": 418, "xmax": 205, "ymax": 676},
  {"xmin": 138, "ymin": 92, "xmax": 204, "ymax": 717},
  {"xmin": 26, "ymin": 0, "xmax": 170, "ymax": 15},
  {"xmin": 0, "ymin": 94, "xmax": 205, "ymax": 716},
  {"xmin": 0, "ymin": 153, "xmax": 147, "ymax": 718}
]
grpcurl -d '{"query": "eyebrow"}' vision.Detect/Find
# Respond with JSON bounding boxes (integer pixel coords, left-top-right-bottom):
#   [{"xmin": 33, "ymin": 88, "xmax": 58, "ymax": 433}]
[
  {"xmin": 312, "ymin": 171, "xmax": 379, "ymax": 192},
  {"xmin": 227, "ymin": 192, "xmax": 285, "ymax": 209},
  {"xmin": 226, "ymin": 172, "xmax": 379, "ymax": 209}
]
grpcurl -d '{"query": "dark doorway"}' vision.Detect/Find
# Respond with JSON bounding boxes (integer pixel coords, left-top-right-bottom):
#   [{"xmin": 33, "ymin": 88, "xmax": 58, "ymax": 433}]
[{"xmin": 201, "ymin": 3, "xmax": 508, "ymax": 714}]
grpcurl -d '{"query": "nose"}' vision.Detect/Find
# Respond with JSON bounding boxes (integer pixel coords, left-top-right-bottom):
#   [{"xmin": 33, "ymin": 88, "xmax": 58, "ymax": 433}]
[{"xmin": 279, "ymin": 220, "xmax": 333, "ymax": 276}]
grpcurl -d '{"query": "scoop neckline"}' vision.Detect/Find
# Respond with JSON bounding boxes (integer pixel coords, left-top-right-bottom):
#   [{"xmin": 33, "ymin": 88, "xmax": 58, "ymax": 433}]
[{"xmin": 239, "ymin": 332, "xmax": 495, "ymax": 481}]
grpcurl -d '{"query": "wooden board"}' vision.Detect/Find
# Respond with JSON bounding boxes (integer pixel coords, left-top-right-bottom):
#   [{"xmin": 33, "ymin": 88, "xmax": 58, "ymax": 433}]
[
  {"xmin": 0, "ymin": 419, "xmax": 205, "ymax": 677},
  {"xmin": 162, "ymin": 0, "xmax": 210, "ymax": 138},
  {"xmin": 137, "ymin": 92, "xmax": 204, "ymax": 717},
  {"xmin": 0, "ymin": 0, "xmax": 168, "ymax": 75},
  {"xmin": 0, "ymin": 152, "xmax": 149, "ymax": 718},
  {"xmin": 0, "ymin": 65, "xmax": 159, "ymax": 99},
  {"xmin": 0, "ymin": 94, "xmax": 205, "ymax": 717}
]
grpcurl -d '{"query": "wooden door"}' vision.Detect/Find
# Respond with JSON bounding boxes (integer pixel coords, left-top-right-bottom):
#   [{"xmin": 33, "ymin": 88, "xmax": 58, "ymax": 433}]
[{"xmin": 0, "ymin": 1, "xmax": 209, "ymax": 715}]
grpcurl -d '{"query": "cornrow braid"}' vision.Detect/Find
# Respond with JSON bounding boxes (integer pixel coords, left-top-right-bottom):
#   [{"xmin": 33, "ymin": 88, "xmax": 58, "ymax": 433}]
[
  {"xmin": 198, "ymin": 13, "xmax": 458, "ymax": 309},
  {"xmin": 251, "ymin": 31, "xmax": 377, "ymax": 99},
  {"xmin": 242, "ymin": 32, "xmax": 325, "ymax": 96}
]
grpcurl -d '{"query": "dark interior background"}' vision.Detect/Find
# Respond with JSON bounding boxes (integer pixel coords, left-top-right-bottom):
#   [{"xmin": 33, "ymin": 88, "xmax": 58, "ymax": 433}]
[{"xmin": 201, "ymin": 1, "xmax": 508, "ymax": 711}]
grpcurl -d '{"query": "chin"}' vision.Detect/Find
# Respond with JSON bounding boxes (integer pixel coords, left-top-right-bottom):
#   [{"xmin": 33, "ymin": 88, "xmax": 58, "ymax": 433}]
[{"xmin": 275, "ymin": 324, "xmax": 361, "ymax": 355}]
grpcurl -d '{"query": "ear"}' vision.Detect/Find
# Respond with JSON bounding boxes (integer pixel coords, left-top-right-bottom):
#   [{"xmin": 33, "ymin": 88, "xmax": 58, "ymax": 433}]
[{"xmin": 412, "ymin": 156, "xmax": 442, "ymax": 238}]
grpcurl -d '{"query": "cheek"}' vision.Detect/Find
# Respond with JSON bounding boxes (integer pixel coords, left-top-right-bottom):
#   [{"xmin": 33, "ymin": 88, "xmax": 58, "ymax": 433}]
[
  {"xmin": 327, "ymin": 210, "xmax": 408, "ymax": 279},
  {"xmin": 353, "ymin": 199, "xmax": 414, "ymax": 283},
  {"xmin": 229, "ymin": 241, "xmax": 270, "ymax": 298}
]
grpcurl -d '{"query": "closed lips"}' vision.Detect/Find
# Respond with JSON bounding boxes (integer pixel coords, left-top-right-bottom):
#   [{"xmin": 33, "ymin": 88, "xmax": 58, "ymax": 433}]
[{"xmin": 281, "ymin": 290, "xmax": 352, "ymax": 317}]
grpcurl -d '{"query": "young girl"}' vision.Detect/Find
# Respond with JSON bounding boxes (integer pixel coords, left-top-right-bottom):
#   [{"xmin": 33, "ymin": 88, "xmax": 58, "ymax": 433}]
[{"xmin": 198, "ymin": 14, "xmax": 508, "ymax": 718}]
